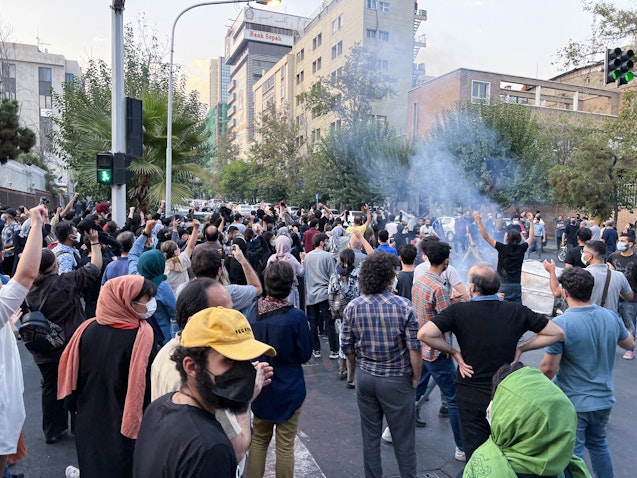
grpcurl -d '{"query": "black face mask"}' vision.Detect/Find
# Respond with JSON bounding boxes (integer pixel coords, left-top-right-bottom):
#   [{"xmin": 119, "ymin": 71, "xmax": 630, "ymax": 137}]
[{"xmin": 195, "ymin": 360, "xmax": 256, "ymax": 414}]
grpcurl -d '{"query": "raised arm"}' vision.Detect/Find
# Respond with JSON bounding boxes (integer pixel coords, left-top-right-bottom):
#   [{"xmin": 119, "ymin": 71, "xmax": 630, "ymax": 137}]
[
  {"xmin": 13, "ymin": 205, "xmax": 47, "ymax": 289},
  {"xmin": 474, "ymin": 211, "xmax": 496, "ymax": 248},
  {"xmin": 183, "ymin": 219, "xmax": 201, "ymax": 258},
  {"xmin": 61, "ymin": 192, "xmax": 79, "ymax": 218},
  {"xmin": 231, "ymin": 244, "xmax": 263, "ymax": 296},
  {"xmin": 352, "ymin": 228, "xmax": 374, "ymax": 255},
  {"xmin": 525, "ymin": 211, "xmax": 535, "ymax": 245},
  {"xmin": 363, "ymin": 204, "xmax": 371, "ymax": 228},
  {"xmin": 543, "ymin": 259, "xmax": 562, "ymax": 298}
]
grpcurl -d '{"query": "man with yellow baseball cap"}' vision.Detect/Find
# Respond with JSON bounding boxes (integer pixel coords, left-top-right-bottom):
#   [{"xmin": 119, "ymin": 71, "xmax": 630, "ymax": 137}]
[{"xmin": 133, "ymin": 307, "xmax": 276, "ymax": 478}]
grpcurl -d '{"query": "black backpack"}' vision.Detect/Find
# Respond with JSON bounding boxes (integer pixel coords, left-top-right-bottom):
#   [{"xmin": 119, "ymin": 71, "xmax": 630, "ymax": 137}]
[{"xmin": 20, "ymin": 285, "xmax": 65, "ymax": 354}]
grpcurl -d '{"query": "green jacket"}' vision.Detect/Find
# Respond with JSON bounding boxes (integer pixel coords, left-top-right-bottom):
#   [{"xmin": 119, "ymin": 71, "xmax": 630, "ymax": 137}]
[{"xmin": 463, "ymin": 367, "xmax": 591, "ymax": 478}]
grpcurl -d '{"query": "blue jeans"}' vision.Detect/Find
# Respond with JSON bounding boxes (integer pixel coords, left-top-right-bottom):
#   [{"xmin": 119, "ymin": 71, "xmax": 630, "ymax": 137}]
[
  {"xmin": 575, "ymin": 408, "xmax": 613, "ymax": 478},
  {"xmin": 618, "ymin": 300, "xmax": 637, "ymax": 338},
  {"xmin": 419, "ymin": 356, "xmax": 463, "ymax": 450},
  {"xmin": 499, "ymin": 282, "xmax": 521, "ymax": 303}
]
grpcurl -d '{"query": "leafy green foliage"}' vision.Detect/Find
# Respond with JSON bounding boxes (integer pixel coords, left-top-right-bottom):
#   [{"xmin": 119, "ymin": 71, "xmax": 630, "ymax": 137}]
[
  {"xmin": 0, "ymin": 98, "xmax": 36, "ymax": 162},
  {"xmin": 219, "ymin": 159, "xmax": 257, "ymax": 202}
]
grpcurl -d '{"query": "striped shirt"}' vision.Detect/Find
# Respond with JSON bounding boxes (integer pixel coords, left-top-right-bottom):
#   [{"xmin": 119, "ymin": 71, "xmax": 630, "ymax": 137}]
[
  {"xmin": 341, "ymin": 290, "xmax": 421, "ymax": 377},
  {"xmin": 412, "ymin": 272, "xmax": 452, "ymax": 361}
]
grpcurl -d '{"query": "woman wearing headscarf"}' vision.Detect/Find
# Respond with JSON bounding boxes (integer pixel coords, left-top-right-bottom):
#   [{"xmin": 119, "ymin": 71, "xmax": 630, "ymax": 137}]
[
  {"xmin": 161, "ymin": 218, "xmax": 200, "ymax": 294},
  {"xmin": 247, "ymin": 261, "xmax": 312, "ymax": 478},
  {"xmin": 23, "ymin": 232, "xmax": 102, "ymax": 445},
  {"xmin": 267, "ymin": 235, "xmax": 303, "ymax": 308},
  {"xmin": 226, "ymin": 236, "xmax": 249, "ymax": 285},
  {"xmin": 58, "ymin": 275, "xmax": 158, "ymax": 478},
  {"xmin": 462, "ymin": 364, "xmax": 591, "ymax": 478},
  {"xmin": 129, "ymin": 220, "xmax": 177, "ymax": 345}
]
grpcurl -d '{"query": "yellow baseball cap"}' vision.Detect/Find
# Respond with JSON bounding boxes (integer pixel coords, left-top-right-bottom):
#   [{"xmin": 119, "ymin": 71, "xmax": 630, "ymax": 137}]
[{"xmin": 182, "ymin": 307, "xmax": 276, "ymax": 360}]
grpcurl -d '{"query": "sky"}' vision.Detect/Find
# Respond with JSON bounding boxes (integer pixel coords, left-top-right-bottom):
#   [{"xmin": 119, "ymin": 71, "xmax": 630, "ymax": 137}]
[{"xmin": 1, "ymin": 0, "xmax": 634, "ymax": 106}]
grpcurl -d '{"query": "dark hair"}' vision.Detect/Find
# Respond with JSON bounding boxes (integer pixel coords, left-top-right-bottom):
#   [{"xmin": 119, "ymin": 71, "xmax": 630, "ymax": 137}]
[
  {"xmin": 378, "ymin": 229, "xmax": 389, "ymax": 242},
  {"xmin": 398, "ymin": 244, "xmax": 417, "ymax": 265},
  {"xmin": 309, "ymin": 218, "xmax": 319, "ymax": 228},
  {"xmin": 359, "ymin": 252, "xmax": 396, "ymax": 294},
  {"xmin": 576, "ymin": 227, "xmax": 592, "ymax": 242},
  {"xmin": 353, "ymin": 215, "xmax": 362, "ymax": 225},
  {"xmin": 559, "ymin": 267, "xmax": 594, "ymax": 302},
  {"xmin": 243, "ymin": 228, "xmax": 255, "ymax": 242},
  {"xmin": 508, "ymin": 230, "xmax": 521, "ymax": 246},
  {"xmin": 420, "ymin": 235, "xmax": 440, "ymax": 253},
  {"xmin": 39, "ymin": 248, "xmax": 57, "ymax": 274},
  {"xmin": 264, "ymin": 261, "xmax": 295, "ymax": 299},
  {"xmin": 205, "ymin": 225, "xmax": 219, "ymax": 242},
  {"xmin": 584, "ymin": 240, "xmax": 606, "ymax": 260},
  {"xmin": 313, "ymin": 233, "xmax": 329, "ymax": 248},
  {"xmin": 192, "ymin": 249, "xmax": 222, "ymax": 279},
  {"xmin": 491, "ymin": 361, "xmax": 525, "ymax": 399},
  {"xmin": 468, "ymin": 263, "xmax": 501, "ymax": 296},
  {"xmin": 425, "ymin": 241, "xmax": 451, "ymax": 266},
  {"xmin": 53, "ymin": 220, "xmax": 75, "ymax": 243},
  {"xmin": 620, "ymin": 232, "xmax": 635, "ymax": 245},
  {"xmin": 132, "ymin": 278, "xmax": 158, "ymax": 302},
  {"xmin": 117, "ymin": 231, "xmax": 135, "ymax": 253},
  {"xmin": 171, "ymin": 345, "xmax": 209, "ymax": 383},
  {"xmin": 339, "ymin": 248, "xmax": 356, "ymax": 268},
  {"xmin": 105, "ymin": 220, "xmax": 119, "ymax": 235},
  {"xmin": 176, "ymin": 278, "xmax": 216, "ymax": 330}
]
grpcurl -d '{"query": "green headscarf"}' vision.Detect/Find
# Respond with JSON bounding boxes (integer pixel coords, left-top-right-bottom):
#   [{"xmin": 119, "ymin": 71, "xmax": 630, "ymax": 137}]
[
  {"xmin": 463, "ymin": 367, "xmax": 591, "ymax": 478},
  {"xmin": 137, "ymin": 249, "xmax": 167, "ymax": 286}
]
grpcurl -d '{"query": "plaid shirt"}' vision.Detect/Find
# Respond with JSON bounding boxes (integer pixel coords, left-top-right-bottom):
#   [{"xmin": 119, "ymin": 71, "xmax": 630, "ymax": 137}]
[
  {"xmin": 341, "ymin": 290, "xmax": 421, "ymax": 377},
  {"xmin": 412, "ymin": 272, "xmax": 452, "ymax": 361}
]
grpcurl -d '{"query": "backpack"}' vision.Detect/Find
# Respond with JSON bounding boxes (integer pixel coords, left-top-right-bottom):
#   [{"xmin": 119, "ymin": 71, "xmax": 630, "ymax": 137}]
[
  {"xmin": 19, "ymin": 285, "xmax": 65, "ymax": 354},
  {"xmin": 328, "ymin": 266, "xmax": 361, "ymax": 320}
]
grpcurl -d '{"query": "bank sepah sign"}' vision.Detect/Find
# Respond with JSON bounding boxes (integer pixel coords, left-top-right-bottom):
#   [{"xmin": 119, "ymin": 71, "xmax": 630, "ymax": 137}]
[{"xmin": 245, "ymin": 29, "xmax": 293, "ymax": 47}]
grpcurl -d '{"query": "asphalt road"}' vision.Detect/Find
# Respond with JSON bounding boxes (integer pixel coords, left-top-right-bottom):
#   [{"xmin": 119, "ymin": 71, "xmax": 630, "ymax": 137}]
[{"xmin": 10, "ymin": 245, "xmax": 637, "ymax": 477}]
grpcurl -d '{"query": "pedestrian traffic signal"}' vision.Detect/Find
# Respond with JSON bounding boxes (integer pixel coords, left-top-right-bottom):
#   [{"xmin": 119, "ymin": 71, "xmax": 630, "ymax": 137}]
[
  {"xmin": 96, "ymin": 152, "xmax": 113, "ymax": 185},
  {"xmin": 126, "ymin": 97, "xmax": 145, "ymax": 158},
  {"xmin": 605, "ymin": 47, "xmax": 635, "ymax": 86}
]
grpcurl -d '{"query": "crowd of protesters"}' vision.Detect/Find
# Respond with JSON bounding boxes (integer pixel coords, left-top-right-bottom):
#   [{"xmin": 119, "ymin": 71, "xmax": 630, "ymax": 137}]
[{"xmin": 0, "ymin": 196, "xmax": 632, "ymax": 478}]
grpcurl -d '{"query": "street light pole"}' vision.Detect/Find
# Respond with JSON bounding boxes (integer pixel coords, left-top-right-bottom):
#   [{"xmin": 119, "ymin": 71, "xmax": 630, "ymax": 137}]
[
  {"xmin": 165, "ymin": 0, "xmax": 280, "ymax": 214},
  {"xmin": 111, "ymin": 0, "xmax": 126, "ymax": 226}
]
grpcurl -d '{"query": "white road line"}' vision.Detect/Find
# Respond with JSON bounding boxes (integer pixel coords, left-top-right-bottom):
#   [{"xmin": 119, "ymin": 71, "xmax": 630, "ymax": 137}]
[{"xmin": 262, "ymin": 434, "xmax": 326, "ymax": 478}]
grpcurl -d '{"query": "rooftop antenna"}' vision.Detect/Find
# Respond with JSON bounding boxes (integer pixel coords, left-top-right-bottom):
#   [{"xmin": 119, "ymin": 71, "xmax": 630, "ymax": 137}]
[{"xmin": 36, "ymin": 31, "xmax": 51, "ymax": 52}]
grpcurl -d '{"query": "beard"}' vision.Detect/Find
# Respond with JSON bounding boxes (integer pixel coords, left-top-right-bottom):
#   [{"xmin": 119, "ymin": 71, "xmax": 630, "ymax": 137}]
[{"xmin": 193, "ymin": 367, "xmax": 251, "ymax": 415}]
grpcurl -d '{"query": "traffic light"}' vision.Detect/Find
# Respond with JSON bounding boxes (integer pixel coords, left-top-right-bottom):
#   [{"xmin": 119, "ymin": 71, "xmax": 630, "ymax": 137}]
[
  {"xmin": 113, "ymin": 152, "xmax": 133, "ymax": 185},
  {"xmin": 126, "ymin": 97, "xmax": 145, "ymax": 158},
  {"xmin": 96, "ymin": 152, "xmax": 113, "ymax": 185},
  {"xmin": 605, "ymin": 47, "xmax": 634, "ymax": 86}
]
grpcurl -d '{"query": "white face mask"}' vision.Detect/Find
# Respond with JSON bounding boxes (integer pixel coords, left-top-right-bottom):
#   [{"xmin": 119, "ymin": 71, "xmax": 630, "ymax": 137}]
[
  {"xmin": 617, "ymin": 242, "xmax": 628, "ymax": 252},
  {"xmin": 580, "ymin": 252, "xmax": 589, "ymax": 266},
  {"xmin": 486, "ymin": 400, "xmax": 493, "ymax": 426},
  {"xmin": 135, "ymin": 298, "xmax": 157, "ymax": 319},
  {"xmin": 72, "ymin": 233, "xmax": 81, "ymax": 243}
]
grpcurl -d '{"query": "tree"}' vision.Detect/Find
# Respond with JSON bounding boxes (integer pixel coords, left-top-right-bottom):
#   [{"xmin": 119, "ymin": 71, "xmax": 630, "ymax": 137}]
[
  {"xmin": 307, "ymin": 122, "xmax": 412, "ymax": 208},
  {"xmin": 248, "ymin": 104, "xmax": 303, "ymax": 201},
  {"xmin": 549, "ymin": 91, "xmax": 637, "ymax": 220},
  {"xmin": 0, "ymin": 98, "xmax": 36, "ymax": 163},
  {"xmin": 51, "ymin": 22, "xmax": 210, "ymax": 210},
  {"xmin": 297, "ymin": 44, "xmax": 396, "ymax": 125},
  {"xmin": 555, "ymin": 1, "xmax": 637, "ymax": 69},
  {"xmin": 426, "ymin": 99, "xmax": 552, "ymax": 210},
  {"xmin": 219, "ymin": 159, "xmax": 257, "ymax": 202}
]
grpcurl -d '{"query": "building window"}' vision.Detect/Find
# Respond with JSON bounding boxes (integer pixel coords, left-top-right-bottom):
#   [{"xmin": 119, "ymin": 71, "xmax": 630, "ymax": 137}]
[
  {"xmin": 412, "ymin": 102, "xmax": 418, "ymax": 138},
  {"xmin": 312, "ymin": 57, "xmax": 322, "ymax": 73},
  {"xmin": 471, "ymin": 80, "xmax": 490, "ymax": 104},
  {"xmin": 379, "ymin": 1, "xmax": 390, "ymax": 12},
  {"xmin": 313, "ymin": 33, "xmax": 323, "ymax": 50},
  {"xmin": 366, "ymin": 29, "xmax": 376, "ymax": 39},
  {"xmin": 296, "ymin": 71, "xmax": 304, "ymax": 85},
  {"xmin": 330, "ymin": 119, "xmax": 342, "ymax": 131},
  {"xmin": 1, "ymin": 63, "xmax": 16, "ymax": 100},
  {"xmin": 331, "ymin": 15, "xmax": 342, "ymax": 34},
  {"xmin": 296, "ymin": 49, "xmax": 305, "ymax": 64},
  {"xmin": 367, "ymin": 0, "xmax": 377, "ymax": 8},
  {"xmin": 38, "ymin": 67, "xmax": 52, "ymax": 128},
  {"xmin": 331, "ymin": 41, "xmax": 343, "ymax": 59},
  {"xmin": 379, "ymin": 31, "xmax": 389, "ymax": 41},
  {"xmin": 376, "ymin": 59, "xmax": 388, "ymax": 70}
]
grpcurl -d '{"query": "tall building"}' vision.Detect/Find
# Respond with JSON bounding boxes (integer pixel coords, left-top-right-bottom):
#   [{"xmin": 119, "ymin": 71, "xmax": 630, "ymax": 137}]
[
  {"xmin": 208, "ymin": 56, "xmax": 231, "ymax": 152},
  {"xmin": 0, "ymin": 42, "xmax": 81, "ymax": 151},
  {"xmin": 224, "ymin": 7, "xmax": 311, "ymax": 155},
  {"xmin": 253, "ymin": 0, "xmax": 422, "ymax": 150}
]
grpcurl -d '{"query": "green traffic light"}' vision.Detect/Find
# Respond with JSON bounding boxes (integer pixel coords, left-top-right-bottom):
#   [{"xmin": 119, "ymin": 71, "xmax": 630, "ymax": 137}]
[
  {"xmin": 612, "ymin": 70, "xmax": 619, "ymax": 80},
  {"xmin": 98, "ymin": 169, "xmax": 113, "ymax": 185},
  {"xmin": 626, "ymin": 71, "xmax": 634, "ymax": 82}
]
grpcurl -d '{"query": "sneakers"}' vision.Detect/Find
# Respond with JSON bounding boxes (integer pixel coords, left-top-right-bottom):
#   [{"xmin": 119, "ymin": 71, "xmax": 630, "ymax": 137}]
[
  {"xmin": 312, "ymin": 350, "xmax": 321, "ymax": 358},
  {"xmin": 439, "ymin": 406, "xmax": 449, "ymax": 418},
  {"xmin": 329, "ymin": 351, "xmax": 339, "ymax": 359},
  {"xmin": 455, "ymin": 447, "xmax": 466, "ymax": 461},
  {"xmin": 65, "ymin": 466, "xmax": 80, "ymax": 478},
  {"xmin": 623, "ymin": 350, "xmax": 634, "ymax": 360},
  {"xmin": 381, "ymin": 427, "xmax": 393, "ymax": 443}
]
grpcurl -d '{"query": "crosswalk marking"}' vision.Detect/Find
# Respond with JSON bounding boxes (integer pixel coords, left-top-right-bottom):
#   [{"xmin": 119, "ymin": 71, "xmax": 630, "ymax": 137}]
[{"xmin": 262, "ymin": 432, "xmax": 326, "ymax": 478}]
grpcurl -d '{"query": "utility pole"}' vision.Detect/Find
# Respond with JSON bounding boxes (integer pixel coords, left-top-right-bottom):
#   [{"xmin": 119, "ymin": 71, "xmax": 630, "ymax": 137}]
[{"xmin": 111, "ymin": 0, "xmax": 126, "ymax": 226}]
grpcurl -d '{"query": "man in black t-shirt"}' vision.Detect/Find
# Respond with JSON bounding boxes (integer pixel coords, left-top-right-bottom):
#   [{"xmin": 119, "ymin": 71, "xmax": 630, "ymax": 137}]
[
  {"xmin": 395, "ymin": 244, "xmax": 417, "ymax": 301},
  {"xmin": 563, "ymin": 217, "xmax": 580, "ymax": 249},
  {"xmin": 563, "ymin": 227, "xmax": 592, "ymax": 269},
  {"xmin": 133, "ymin": 308, "xmax": 276, "ymax": 478},
  {"xmin": 417, "ymin": 263, "xmax": 565, "ymax": 460}
]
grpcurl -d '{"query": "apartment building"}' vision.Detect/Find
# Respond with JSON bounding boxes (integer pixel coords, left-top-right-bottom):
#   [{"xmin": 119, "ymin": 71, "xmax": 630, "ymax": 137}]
[
  {"xmin": 224, "ymin": 7, "xmax": 311, "ymax": 155},
  {"xmin": 407, "ymin": 68, "xmax": 621, "ymax": 140},
  {"xmin": 0, "ymin": 42, "xmax": 81, "ymax": 149},
  {"xmin": 253, "ymin": 0, "xmax": 421, "ymax": 150},
  {"xmin": 208, "ymin": 56, "xmax": 231, "ymax": 150}
]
